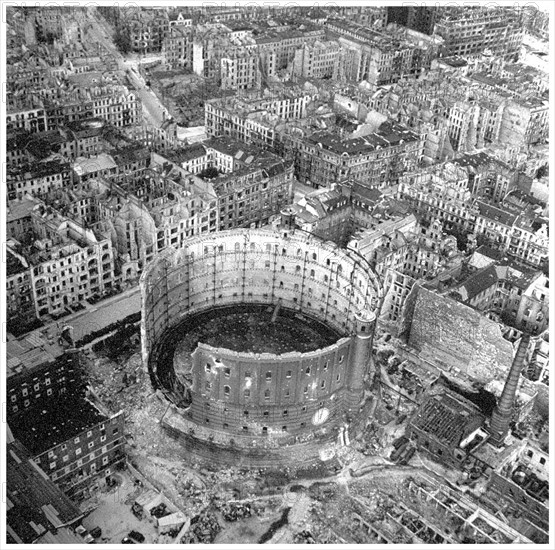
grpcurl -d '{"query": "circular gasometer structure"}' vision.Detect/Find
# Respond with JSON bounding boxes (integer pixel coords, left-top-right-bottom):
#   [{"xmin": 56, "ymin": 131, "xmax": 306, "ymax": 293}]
[{"xmin": 140, "ymin": 216, "xmax": 382, "ymax": 467}]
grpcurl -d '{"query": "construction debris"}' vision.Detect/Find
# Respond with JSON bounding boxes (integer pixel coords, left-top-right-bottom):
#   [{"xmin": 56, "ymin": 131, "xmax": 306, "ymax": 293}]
[
  {"xmin": 180, "ymin": 510, "xmax": 221, "ymax": 544},
  {"xmin": 219, "ymin": 502, "xmax": 253, "ymax": 522}
]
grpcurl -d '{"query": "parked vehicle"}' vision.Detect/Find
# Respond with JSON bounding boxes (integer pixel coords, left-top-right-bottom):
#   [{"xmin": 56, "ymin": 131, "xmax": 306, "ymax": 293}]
[
  {"xmin": 128, "ymin": 530, "xmax": 145, "ymax": 543},
  {"xmin": 392, "ymin": 435, "xmax": 409, "ymax": 450},
  {"xmin": 75, "ymin": 526, "xmax": 94, "ymax": 544},
  {"xmin": 131, "ymin": 502, "xmax": 144, "ymax": 519}
]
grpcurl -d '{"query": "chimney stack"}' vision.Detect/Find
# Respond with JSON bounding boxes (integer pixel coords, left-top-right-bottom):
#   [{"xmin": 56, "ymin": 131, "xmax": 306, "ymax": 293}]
[
  {"xmin": 279, "ymin": 206, "xmax": 296, "ymax": 232},
  {"xmin": 488, "ymin": 334, "xmax": 531, "ymax": 447}
]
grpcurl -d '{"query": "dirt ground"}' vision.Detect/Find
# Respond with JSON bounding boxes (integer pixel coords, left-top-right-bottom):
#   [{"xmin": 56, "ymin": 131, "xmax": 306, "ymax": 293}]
[
  {"xmin": 81, "ymin": 469, "xmax": 165, "ymax": 544},
  {"xmin": 213, "ymin": 514, "xmax": 276, "ymax": 544}
]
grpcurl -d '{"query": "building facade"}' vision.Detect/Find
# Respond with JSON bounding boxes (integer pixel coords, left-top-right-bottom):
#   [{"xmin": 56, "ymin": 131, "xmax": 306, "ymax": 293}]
[{"xmin": 434, "ymin": 8, "xmax": 523, "ymax": 60}]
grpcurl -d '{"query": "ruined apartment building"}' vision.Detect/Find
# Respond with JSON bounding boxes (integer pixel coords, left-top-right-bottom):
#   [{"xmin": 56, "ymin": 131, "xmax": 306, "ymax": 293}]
[
  {"xmin": 204, "ymin": 92, "xmax": 313, "ymax": 149},
  {"xmin": 7, "ymin": 159, "xmax": 72, "ymax": 202},
  {"xmin": 398, "ymin": 164, "xmax": 549, "ymax": 268},
  {"xmin": 159, "ymin": 139, "xmax": 295, "ymax": 230},
  {"xmin": 285, "ymin": 120, "xmax": 423, "ymax": 189},
  {"xmin": 325, "ymin": 17, "xmax": 442, "ymax": 86},
  {"xmin": 434, "ymin": 7, "xmax": 523, "ymax": 60},
  {"xmin": 8, "ymin": 197, "xmax": 116, "ymax": 319},
  {"xmin": 7, "ymin": 327, "xmax": 126, "ymax": 501}
]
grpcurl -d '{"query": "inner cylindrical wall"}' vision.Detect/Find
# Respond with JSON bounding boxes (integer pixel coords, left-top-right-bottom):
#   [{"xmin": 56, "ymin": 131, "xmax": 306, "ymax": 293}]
[{"xmin": 141, "ymin": 229, "xmax": 381, "ymax": 366}]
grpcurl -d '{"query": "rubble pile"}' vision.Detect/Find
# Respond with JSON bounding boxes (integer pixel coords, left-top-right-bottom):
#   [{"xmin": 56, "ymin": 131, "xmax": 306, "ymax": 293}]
[
  {"xmin": 180, "ymin": 510, "xmax": 221, "ymax": 544},
  {"xmin": 307, "ymin": 481, "xmax": 339, "ymax": 501},
  {"xmin": 354, "ymin": 422, "xmax": 385, "ymax": 456},
  {"xmin": 293, "ymin": 530, "xmax": 316, "ymax": 543},
  {"xmin": 219, "ymin": 502, "xmax": 253, "ymax": 522},
  {"xmin": 150, "ymin": 502, "xmax": 171, "ymax": 519},
  {"xmin": 85, "ymin": 351, "xmax": 145, "ymax": 413}
]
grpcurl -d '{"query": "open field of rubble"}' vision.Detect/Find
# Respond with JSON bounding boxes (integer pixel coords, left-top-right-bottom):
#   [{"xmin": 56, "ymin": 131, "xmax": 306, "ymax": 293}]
[{"xmin": 76, "ymin": 325, "xmax": 549, "ymax": 544}]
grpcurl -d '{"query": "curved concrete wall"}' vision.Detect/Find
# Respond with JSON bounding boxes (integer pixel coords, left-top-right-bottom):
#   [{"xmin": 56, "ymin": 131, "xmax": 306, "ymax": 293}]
[
  {"xmin": 141, "ymin": 229, "xmax": 381, "ymax": 358},
  {"xmin": 140, "ymin": 227, "xmax": 382, "ymax": 455},
  {"xmin": 189, "ymin": 339, "xmax": 353, "ymax": 434}
]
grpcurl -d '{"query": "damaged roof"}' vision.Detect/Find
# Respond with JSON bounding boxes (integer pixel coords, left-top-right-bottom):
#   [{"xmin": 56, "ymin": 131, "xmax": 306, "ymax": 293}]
[
  {"xmin": 6, "ymin": 434, "xmax": 83, "ymax": 543},
  {"xmin": 410, "ymin": 391, "xmax": 484, "ymax": 448}
]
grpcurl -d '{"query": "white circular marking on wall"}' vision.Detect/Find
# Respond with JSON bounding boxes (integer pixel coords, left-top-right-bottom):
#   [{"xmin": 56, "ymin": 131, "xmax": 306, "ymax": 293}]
[{"xmin": 312, "ymin": 408, "xmax": 329, "ymax": 426}]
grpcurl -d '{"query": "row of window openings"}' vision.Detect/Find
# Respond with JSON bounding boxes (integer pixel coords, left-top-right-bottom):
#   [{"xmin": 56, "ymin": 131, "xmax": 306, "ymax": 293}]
[
  {"xmin": 207, "ymin": 376, "xmax": 340, "ymax": 396},
  {"xmin": 205, "ymin": 421, "xmax": 301, "ymax": 433},
  {"xmin": 221, "ymin": 244, "xmax": 343, "ymax": 268},
  {"xmin": 205, "ymin": 401, "xmax": 323, "ymax": 412},
  {"xmin": 262, "ymin": 264, "xmax": 345, "ymax": 287},
  {"xmin": 50, "ymin": 456, "xmax": 111, "ymax": 476},
  {"xmin": 46, "ymin": 427, "xmax": 118, "ymax": 458},
  {"xmin": 46, "ymin": 446, "xmax": 116, "ymax": 470},
  {"xmin": 218, "ymin": 408, "xmax": 295, "ymax": 418},
  {"xmin": 205, "ymin": 359, "xmax": 343, "ymax": 377},
  {"xmin": 50, "ymin": 438, "xmax": 107, "ymax": 462},
  {"xmin": 13, "ymin": 386, "xmax": 60, "ymax": 406}
]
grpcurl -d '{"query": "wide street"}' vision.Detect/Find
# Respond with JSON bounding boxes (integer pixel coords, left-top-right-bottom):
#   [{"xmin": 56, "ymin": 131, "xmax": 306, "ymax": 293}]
[
  {"xmin": 86, "ymin": 9, "xmax": 169, "ymax": 128},
  {"xmin": 42, "ymin": 287, "xmax": 141, "ymax": 344}
]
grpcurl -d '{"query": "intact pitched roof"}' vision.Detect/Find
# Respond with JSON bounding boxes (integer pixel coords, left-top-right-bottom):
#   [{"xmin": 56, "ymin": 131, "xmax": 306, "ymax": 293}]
[
  {"xmin": 207, "ymin": 136, "xmax": 258, "ymax": 160},
  {"xmin": 461, "ymin": 264, "xmax": 498, "ymax": 300},
  {"xmin": 7, "ymin": 196, "xmax": 39, "ymax": 223},
  {"xmin": 170, "ymin": 143, "xmax": 207, "ymax": 164},
  {"xmin": 474, "ymin": 244, "xmax": 504, "ymax": 262},
  {"xmin": 351, "ymin": 183, "xmax": 383, "ymax": 205},
  {"xmin": 476, "ymin": 200, "xmax": 517, "ymax": 227},
  {"xmin": 74, "ymin": 154, "xmax": 117, "ymax": 175}
]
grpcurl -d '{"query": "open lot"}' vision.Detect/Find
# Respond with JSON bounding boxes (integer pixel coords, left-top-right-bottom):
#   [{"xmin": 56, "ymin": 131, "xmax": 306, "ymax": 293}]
[{"xmin": 81, "ymin": 469, "xmax": 170, "ymax": 544}]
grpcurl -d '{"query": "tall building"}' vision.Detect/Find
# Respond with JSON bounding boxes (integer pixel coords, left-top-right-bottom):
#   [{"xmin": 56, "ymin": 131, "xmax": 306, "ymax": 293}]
[
  {"xmin": 291, "ymin": 39, "xmax": 342, "ymax": 80},
  {"xmin": 205, "ymin": 92, "xmax": 312, "ymax": 149},
  {"xmin": 326, "ymin": 18, "xmax": 442, "ymax": 86},
  {"xmin": 387, "ymin": 6, "xmax": 438, "ymax": 35},
  {"xmin": 434, "ymin": 7, "xmax": 523, "ymax": 60},
  {"xmin": 6, "ymin": 242, "xmax": 37, "ymax": 334},
  {"xmin": 282, "ymin": 120, "xmax": 423, "ymax": 189}
]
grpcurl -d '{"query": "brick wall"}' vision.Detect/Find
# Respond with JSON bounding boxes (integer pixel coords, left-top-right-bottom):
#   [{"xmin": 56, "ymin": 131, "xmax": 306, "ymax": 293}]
[{"xmin": 403, "ymin": 285, "xmax": 513, "ymax": 384}]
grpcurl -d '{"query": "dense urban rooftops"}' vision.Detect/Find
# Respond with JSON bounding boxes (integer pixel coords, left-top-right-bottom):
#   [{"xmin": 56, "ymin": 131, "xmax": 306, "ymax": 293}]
[
  {"xmin": 309, "ymin": 121, "xmax": 419, "ymax": 155},
  {"xmin": 8, "ymin": 159, "xmax": 70, "ymax": 179}
]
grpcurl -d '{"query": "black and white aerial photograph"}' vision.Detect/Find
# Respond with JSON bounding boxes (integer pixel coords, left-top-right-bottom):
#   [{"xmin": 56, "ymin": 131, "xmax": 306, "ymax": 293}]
[{"xmin": 1, "ymin": 0, "xmax": 553, "ymax": 546}]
